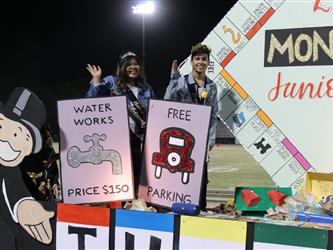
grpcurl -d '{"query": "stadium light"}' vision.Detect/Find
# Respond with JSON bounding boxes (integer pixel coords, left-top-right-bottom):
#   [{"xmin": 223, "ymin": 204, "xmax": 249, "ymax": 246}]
[{"xmin": 131, "ymin": 1, "xmax": 155, "ymax": 66}]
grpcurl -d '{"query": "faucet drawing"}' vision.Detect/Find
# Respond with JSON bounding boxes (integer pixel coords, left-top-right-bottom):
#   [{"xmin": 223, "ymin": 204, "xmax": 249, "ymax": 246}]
[{"xmin": 67, "ymin": 133, "xmax": 122, "ymax": 175}]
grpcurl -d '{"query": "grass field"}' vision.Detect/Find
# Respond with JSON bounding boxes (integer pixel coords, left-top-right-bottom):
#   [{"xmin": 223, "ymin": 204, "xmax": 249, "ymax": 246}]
[{"xmin": 208, "ymin": 144, "xmax": 276, "ymax": 189}]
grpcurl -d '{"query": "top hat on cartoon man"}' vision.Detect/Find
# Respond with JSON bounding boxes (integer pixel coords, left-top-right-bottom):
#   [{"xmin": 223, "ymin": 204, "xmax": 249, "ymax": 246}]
[{"xmin": 0, "ymin": 87, "xmax": 46, "ymax": 166}]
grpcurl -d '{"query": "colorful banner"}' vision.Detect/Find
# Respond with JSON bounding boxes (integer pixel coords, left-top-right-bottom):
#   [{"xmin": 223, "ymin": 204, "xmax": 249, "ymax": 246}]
[
  {"xmin": 57, "ymin": 96, "xmax": 134, "ymax": 204},
  {"xmin": 56, "ymin": 203, "xmax": 110, "ymax": 249},
  {"xmin": 115, "ymin": 209, "xmax": 175, "ymax": 250},
  {"xmin": 179, "ymin": 0, "xmax": 333, "ymax": 191},
  {"xmin": 54, "ymin": 204, "xmax": 331, "ymax": 250},
  {"xmin": 138, "ymin": 99, "xmax": 211, "ymax": 208},
  {"xmin": 179, "ymin": 216, "xmax": 247, "ymax": 249}
]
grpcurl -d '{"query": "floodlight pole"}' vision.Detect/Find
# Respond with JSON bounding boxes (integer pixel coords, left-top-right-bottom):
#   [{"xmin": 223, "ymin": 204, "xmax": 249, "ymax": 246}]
[{"xmin": 132, "ymin": 1, "xmax": 155, "ymax": 68}]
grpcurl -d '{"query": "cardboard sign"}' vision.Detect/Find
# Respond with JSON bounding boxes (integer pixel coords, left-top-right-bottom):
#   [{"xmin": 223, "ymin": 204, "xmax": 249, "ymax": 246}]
[
  {"xmin": 115, "ymin": 209, "xmax": 175, "ymax": 250},
  {"xmin": 0, "ymin": 87, "xmax": 56, "ymax": 247},
  {"xmin": 57, "ymin": 96, "xmax": 134, "ymax": 204},
  {"xmin": 179, "ymin": 216, "xmax": 247, "ymax": 249},
  {"xmin": 179, "ymin": 0, "xmax": 333, "ymax": 191},
  {"xmin": 254, "ymin": 223, "xmax": 328, "ymax": 249},
  {"xmin": 53, "ymin": 204, "xmax": 332, "ymax": 250},
  {"xmin": 56, "ymin": 203, "xmax": 110, "ymax": 249},
  {"xmin": 306, "ymin": 172, "xmax": 333, "ymax": 201},
  {"xmin": 138, "ymin": 99, "xmax": 211, "ymax": 208}
]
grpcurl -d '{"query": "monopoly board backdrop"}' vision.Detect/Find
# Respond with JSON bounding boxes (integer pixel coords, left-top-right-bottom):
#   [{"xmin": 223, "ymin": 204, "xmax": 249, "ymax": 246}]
[
  {"xmin": 179, "ymin": 0, "xmax": 333, "ymax": 191},
  {"xmin": 57, "ymin": 96, "xmax": 134, "ymax": 204},
  {"xmin": 138, "ymin": 99, "xmax": 211, "ymax": 208}
]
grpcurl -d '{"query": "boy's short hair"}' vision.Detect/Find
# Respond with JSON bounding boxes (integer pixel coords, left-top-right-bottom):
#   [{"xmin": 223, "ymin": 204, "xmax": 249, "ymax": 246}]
[{"xmin": 191, "ymin": 43, "xmax": 211, "ymax": 60}]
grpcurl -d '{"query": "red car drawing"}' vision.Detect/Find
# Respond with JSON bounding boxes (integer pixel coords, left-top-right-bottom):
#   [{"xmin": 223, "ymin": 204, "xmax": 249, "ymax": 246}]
[{"xmin": 152, "ymin": 127, "xmax": 195, "ymax": 184}]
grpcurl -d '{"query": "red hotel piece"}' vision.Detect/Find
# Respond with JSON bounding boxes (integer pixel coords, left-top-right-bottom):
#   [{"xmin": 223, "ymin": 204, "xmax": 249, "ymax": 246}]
[
  {"xmin": 241, "ymin": 189, "xmax": 261, "ymax": 206},
  {"xmin": 268, "ymin": 190, "xmax": 288, "ymax": 206}
]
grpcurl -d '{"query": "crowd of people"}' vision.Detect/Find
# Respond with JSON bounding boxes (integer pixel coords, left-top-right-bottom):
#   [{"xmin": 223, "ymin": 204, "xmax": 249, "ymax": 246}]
[{"xmin": 21, "ymin": 43, "xmax": 218, "ymax": 211}]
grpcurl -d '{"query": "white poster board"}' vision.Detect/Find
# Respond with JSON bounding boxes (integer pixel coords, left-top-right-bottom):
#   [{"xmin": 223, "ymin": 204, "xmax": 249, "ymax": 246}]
[
  {"xmin": 115, "ymin": 209, "xmax": 175, "ymax": 250},
  {"xmin": 56, "ymin": 203, "xmax": 110, "ymax": 249},
  {"xmin": 57, "ymin": 96, "xmax": 134, "ymax": 203},
  {"xmin": 138, "ymin": 99, "xmax": 211, "ymax": 208},
  {"xmin": 179, "ymin": 216, "xmax": 247, "ymax": 249}
]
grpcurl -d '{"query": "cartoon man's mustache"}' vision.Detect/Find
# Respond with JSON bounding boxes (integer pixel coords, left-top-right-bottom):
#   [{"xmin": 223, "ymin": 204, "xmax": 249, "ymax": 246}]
[{"xmin": 0, "ymin": 140, "xmax": 21, "ymax": 162}]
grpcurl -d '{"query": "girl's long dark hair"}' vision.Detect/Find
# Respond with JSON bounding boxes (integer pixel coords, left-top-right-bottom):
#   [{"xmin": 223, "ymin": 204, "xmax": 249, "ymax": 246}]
[{"xmin": 116, "ymin": 54, "xmax": 146, "ymax": 92}]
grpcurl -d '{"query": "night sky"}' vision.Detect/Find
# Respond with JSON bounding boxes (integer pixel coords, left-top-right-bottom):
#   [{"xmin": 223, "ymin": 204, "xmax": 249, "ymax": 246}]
[{"xmin": 0, "ymin": 0, "xmax": 237, "ymax": 131}]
